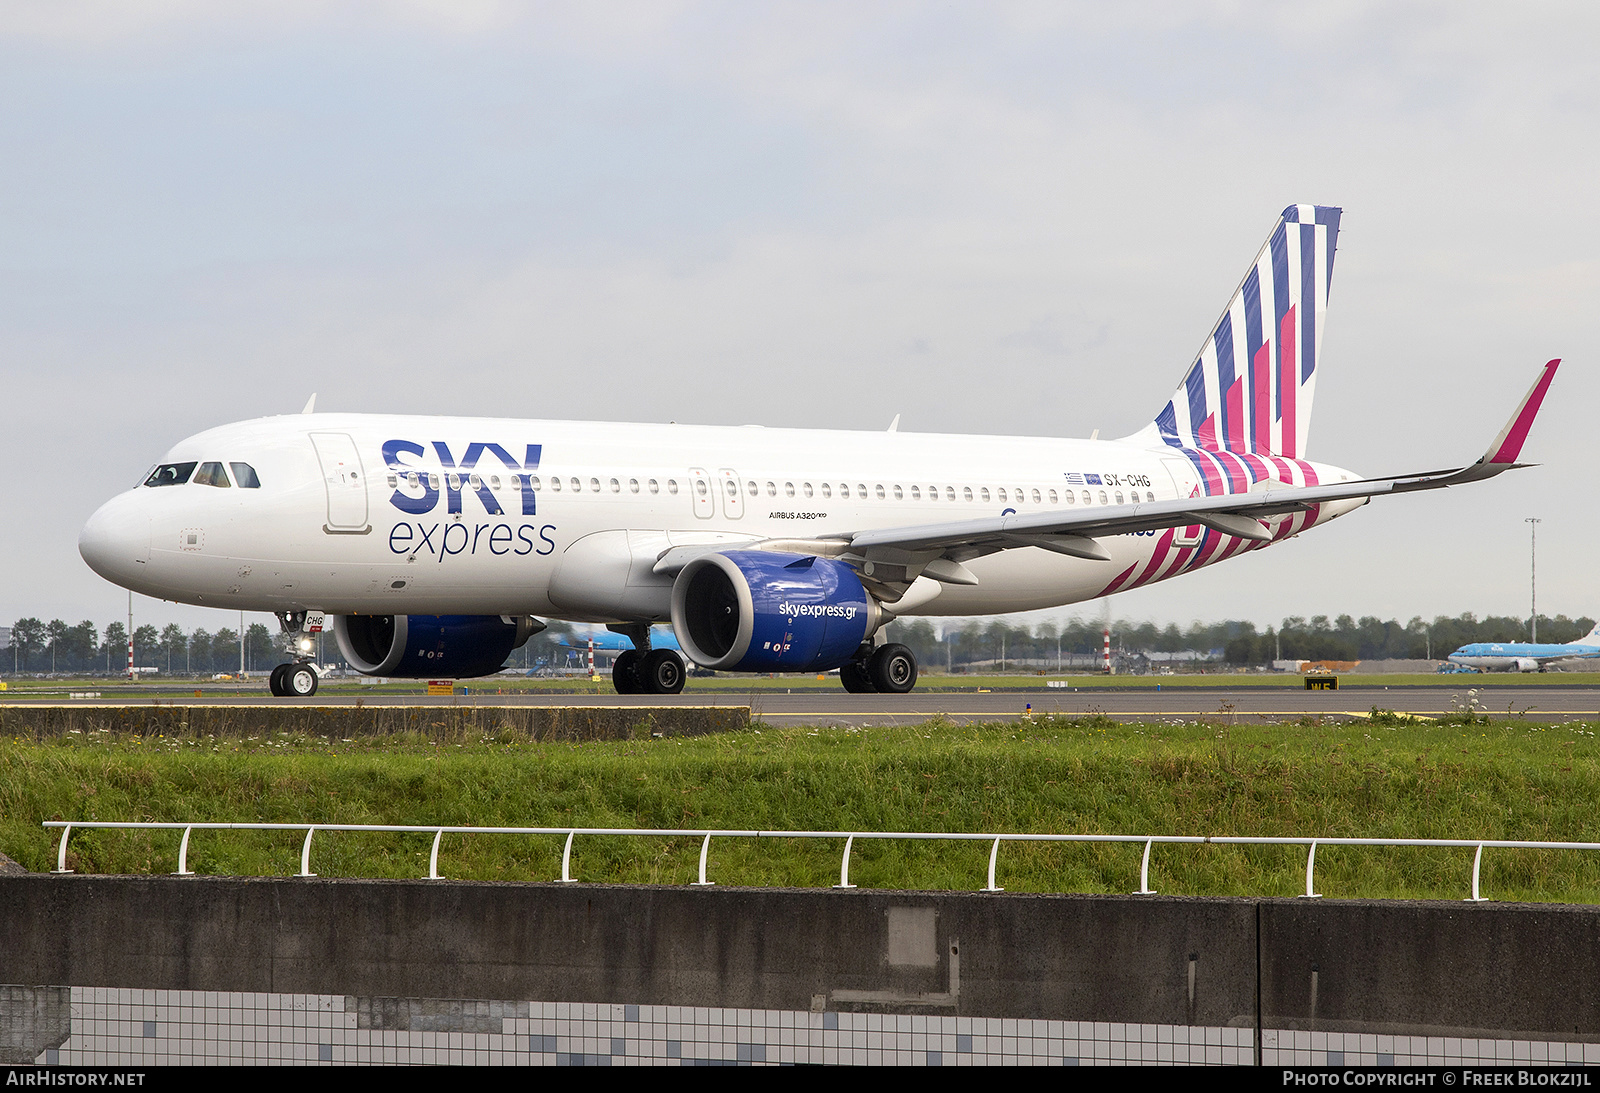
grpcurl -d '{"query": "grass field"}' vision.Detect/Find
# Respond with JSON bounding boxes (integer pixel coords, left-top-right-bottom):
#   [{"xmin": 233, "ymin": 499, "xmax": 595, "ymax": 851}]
[{"xmin": 7, "ymin": 713, "xmax": 1600, "ymax": 903}]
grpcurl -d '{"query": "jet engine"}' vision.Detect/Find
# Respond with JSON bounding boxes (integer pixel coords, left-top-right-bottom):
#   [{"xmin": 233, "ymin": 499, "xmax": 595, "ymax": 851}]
[
  {"xmin": 1514, "ymin": 657, "xmax": 1540, "ymax": 673},
  {"xmin": 670, "ymin": 551, "xmax": 880, "ymax": 673},
  {"xmin": 331, "ymin": 614, "xmax": 543, "ymax": 678}
]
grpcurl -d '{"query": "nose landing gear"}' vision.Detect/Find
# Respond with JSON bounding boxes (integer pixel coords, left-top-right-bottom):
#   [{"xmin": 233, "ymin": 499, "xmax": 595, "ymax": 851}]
[{"xmin": 269, "ymin": 661, "xmax": 319, "ymax": 697}]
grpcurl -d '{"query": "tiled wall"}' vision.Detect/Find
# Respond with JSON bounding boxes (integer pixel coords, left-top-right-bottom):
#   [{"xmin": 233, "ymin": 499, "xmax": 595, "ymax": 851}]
[
  {"xmin": 1260, "ymin": 1029, "xmax": 1600, "ymax": 1067},
  {"xmin": 16, "ymin": 987, "xmax": 1598, "ymax": 1066},
  {"xmin": 29, "ymin": 987, "xmax": 1255, "ymax": 1065}
]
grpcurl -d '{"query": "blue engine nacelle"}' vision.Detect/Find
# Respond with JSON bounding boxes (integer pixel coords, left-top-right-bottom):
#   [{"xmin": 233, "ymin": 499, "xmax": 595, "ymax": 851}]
[
  {"xmin": 670, "ymin": 551, "xmax": 881, "ymax": 673},
  {"xmin": 331, "ymin": 614, "xmax": 541, "ymax": 678}
]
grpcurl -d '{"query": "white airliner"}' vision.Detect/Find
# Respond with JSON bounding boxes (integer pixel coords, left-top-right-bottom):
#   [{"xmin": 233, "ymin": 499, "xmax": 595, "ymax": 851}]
[{"xmin": 79, "ymin": 205, "xmax": 1559, "ymax": 697}]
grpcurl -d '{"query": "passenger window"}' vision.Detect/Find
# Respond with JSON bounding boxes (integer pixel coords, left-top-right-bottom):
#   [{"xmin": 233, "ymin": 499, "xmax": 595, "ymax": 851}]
[
  {"xmin": 840, "ymin": 483, "xmax": 850, "ymax": 498},
  {"xmin": 551, "ymin": 477, "xmax": 562, "ymax": 491},
  {"xmin": 821, "ymin": 483, "xmax": 832, "ymax": 498},
  {"xmin": 648, "ymin": 479, "xmax": 659, "ymax": 494},
  {"xmin": 996, "ymin": 488, "xmax": 1006, "ymax": 503},
  {"xmin": 590, "ymin": 477, "xmax": 601, "ymax": 492},
  {"xmin": 193, "ymin": 462, "xmax": 232, "ymax": 488},
  {"xmin": 963, "ymin": 487, "xmax": 973, "ymax": 502},
  {"xmin": 726, "ymin": 479, "xmax": 738, "ymax": 496},
  {"xmin": 910, "ymin": 486, "xmax": 921, "ymax": 500},
  {"xmin": 386, "ymin": 473, "xmax": 397, "ymax": 488},
  {"xmin": 1048, "ymin": 489, "xmax": 1059, "ymax": 504},
  {"xmin": 1032, "ymin": 488, "xmax": 1041, "ymax": 504},
  {"xmin": 928, "ymin": 486, "xmax": 938, "ymax": 501},
  {"xmin": 468, "ymin": 474, "xmax": 482, "ymax": 490},
  {"xmin": 229, "ymin": 463, "xmax": 261, "ymax": 489},
  {"xmin": 875, "ymin": 484, "xmax": 885, "ymax": 500},
  {"xmin": 803, "ymin": 482, "xmax": 813, "ymax": 498},
  {"xmin": 145, "ymin": 462, "xmax": 197, "ymax": 487},
  {"xmin": 857, "ymin": 484, "xmax": 868, "ymax": 499},
  {"xmin": 696, "ymin": 479, "xmax": 708, "ymax": 496},
  {"xmin": 767, "ymin": 482, "xmax": 777, "ymax": 496},
  {"xmin": 1065, "ymin": 491, "xmax": 1075, "ymax": 504},
  {"xmin": 668, "ymin": 479, "xmax": 679, "ymax": 494},
  {"xmin": 1081, "ymin": 490, "xmax": 1090, "ymax": 505},
  {"xmin": 1146, "ymin": 490, "xmax": 1155, "ymax": 502},
  {"xmin": 980, "ymin": 487, "xmax": 990, "ymax": 503},
  {"xmin": 946, "ymin": 486, "xmax": 956, "ymax": 501},
  {"xmin": 610, "ymin": 478, "xmax": 621, "ymax": 493},
  {"xmin": 490, "ymin": 475, "xmax": 501, "ymax": 490},
  {"xmin": 1099, "ymin": 491, "xmax": 1109, "ymax": 504},
  {"xmin": 630, "ymin": 479, "xmax": 640, "ymax": 493},
  {"xmin": 786, "ymin": 482, "xmax": 796, "ymax": 498},
  {"xmin": 571, "ymin": 478, "xmax": 582, "ymax": 492},
  {"xmin": 529, "ymin": 476, "xmax": 541, "ymax": 490},
  {"xmin": 1115, "ymin": 491, "xmax": 1124, "ymax": 504},
  {"xmin": 747, "ymin": 481, "xmax": 758, "ymax": 496}
]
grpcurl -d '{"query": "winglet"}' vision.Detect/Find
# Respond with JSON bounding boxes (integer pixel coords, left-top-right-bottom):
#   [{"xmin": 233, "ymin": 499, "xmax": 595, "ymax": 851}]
[
  {"xmin": 301, "ymin": 393, "xmax": 318, "ymax": 415},
  {"xmin": 1483, "ymin": 359, "xmax": 1559, "ymax": 465},
  {"xmin": 1415, "ymin": 359, "xmax": 1561, "ymax": 488}
]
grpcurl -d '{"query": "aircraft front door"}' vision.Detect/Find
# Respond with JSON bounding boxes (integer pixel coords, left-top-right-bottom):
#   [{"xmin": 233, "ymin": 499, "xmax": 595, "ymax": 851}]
[{"xmin": 310, "ymin": 432, "xmax": 371, "ymax": 534}]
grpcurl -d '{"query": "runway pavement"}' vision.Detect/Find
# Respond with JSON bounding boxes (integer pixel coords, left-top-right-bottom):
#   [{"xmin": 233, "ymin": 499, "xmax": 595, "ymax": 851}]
[{"xmin": 5, "ymin": 683, "xmax": 1597, "ymax": 724}]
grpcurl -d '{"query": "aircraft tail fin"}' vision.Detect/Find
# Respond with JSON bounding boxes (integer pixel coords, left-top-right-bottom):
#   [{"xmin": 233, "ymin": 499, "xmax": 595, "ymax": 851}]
[
  {"xmin": 1570, "ymin": 621, "xmax": 1600, "ymax": 647},
  {"xmin": 1138, "ymin": 204, "xmax": 1342, "ymax": 458}
]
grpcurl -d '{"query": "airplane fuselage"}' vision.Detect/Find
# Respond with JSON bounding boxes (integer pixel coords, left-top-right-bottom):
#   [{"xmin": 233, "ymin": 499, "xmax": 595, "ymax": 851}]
[{"xmin": 79, "ymin": 412, "xmax": 1364, "ymax": 623}]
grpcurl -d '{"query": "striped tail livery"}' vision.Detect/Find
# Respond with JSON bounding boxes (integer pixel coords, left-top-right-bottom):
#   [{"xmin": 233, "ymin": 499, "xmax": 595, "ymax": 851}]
[{"xmin": 1150, "ymin": 204, "xmax": 1341, "ymax": 460}]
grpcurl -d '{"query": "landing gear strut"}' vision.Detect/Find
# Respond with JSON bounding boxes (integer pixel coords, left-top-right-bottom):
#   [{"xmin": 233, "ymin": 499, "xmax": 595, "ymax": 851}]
[
  {"xmin": 839, "ymin": 643, "xmax": 918, "ymax": 694},
  {"xmin": 269, "ymin": 610, "xmax": 319, "ymax": 697},
  {"xmin": 609, "ymin": 627, "xmax": 686, "ymax": 696},
  {"xmin": 268, "ymin": 661, "xmax": 319, "ymax": 697}
]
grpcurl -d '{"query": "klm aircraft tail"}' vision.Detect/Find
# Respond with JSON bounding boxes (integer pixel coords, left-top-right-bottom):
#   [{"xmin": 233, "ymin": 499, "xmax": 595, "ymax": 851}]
[
  {"xmin": 1571, "ymin": 622, "xmax": 1600, "ymax": 647},
  {"xmin": 1137, "ymin": 204, "xmax": 1342, "ymax": 459}
]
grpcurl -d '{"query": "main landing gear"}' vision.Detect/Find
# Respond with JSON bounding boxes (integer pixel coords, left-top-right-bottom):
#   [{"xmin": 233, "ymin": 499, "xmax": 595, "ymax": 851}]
[
  {"xmin": 612, "ymin": 648, "xmax": 687, "ymax": 695},
  {"xmin": 269, "ymin": 661, "xmax": 319, "ymax": 697},
  {"xmin": 840, "ymin": 643, "xmax": 918, "ymax": 694}
]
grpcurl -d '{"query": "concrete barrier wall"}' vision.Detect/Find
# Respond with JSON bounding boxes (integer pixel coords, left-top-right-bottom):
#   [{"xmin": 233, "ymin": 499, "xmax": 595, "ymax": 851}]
[
  {"xmin": 4, "ymin": 875, "xmax": 1599, "ymax": 1042},
  {"xmin": 0, "ymin": 703, "xmax": 748, "ymax": 742}
]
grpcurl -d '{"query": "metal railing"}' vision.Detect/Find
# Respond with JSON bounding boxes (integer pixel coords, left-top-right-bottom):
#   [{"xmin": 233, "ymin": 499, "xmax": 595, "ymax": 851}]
[{"xmin": 41, "ymin": 821, "xmax": 1600, "ymax": 901}]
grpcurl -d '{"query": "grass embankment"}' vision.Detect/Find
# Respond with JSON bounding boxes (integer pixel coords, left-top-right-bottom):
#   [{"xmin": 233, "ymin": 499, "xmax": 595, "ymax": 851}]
[{"xmin": 5, "ymin": 716, "xmax": 1600, "ymax": 902}]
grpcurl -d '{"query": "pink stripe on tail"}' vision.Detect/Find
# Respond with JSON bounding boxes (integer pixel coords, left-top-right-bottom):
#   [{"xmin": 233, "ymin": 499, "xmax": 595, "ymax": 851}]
[
  {"xmin": 1488, "ymin": 359, "xmax": 1560, "ymax": 464},
  {"xmin": 1278, "ymin": 305, "xmax": 1297, "ymax": 458}
]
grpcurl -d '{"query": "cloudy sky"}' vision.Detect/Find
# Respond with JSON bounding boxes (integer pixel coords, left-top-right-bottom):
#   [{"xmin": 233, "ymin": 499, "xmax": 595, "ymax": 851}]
[{"xmin": 3, "ymin": 1, "xmax": 1596, "ymax": 639}]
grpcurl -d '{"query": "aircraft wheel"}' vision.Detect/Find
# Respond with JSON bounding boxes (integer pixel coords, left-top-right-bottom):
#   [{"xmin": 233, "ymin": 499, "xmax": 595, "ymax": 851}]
[
  {"xmin": 285, "ymin": 663, "xmax": 319, "ymax": 697},
  {"xmin": 613, "ymin": 650, "xmax": 644, "ymax": 694},
  {"xmin": 839, "ymin": 661, "xmax": 877, "ymax": 693},
  {"xmin": 268, "ymin": 664, "xmax": 289, "ymax": 697},
  {"xmin": 639, "ymin": 650, "xmax": 685, "ymax": 695},
  {"xmin": 868, "ymin": 643, "xmax": 918, "ymax": 694}
]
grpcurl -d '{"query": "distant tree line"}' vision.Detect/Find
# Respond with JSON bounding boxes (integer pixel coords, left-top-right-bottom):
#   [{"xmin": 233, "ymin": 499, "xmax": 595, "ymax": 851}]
[
  {"xmin": 4, "ymin": 618, "xmax": 289, "ymax": 676},
  {"xmin": 888, "ymin": 612, "xmax": 1596, "ymax": 671},
  {"xmin": 1216, "ymin": 613, "xmax": 1595, "ymax": 666},
  {"xmin": 5, "ymin": 610, "xmax": 1590, "ymax": 676}
]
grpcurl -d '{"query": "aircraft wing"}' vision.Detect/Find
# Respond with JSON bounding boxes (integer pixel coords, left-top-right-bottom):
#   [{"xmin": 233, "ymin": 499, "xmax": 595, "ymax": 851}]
[
  {"xmin": 842, "ymin": 359, "xmax": 1559, "ymax": 574},
  {"xmin": 651, "ymin": 360, "xmax": 1558, "ymax": 593}
]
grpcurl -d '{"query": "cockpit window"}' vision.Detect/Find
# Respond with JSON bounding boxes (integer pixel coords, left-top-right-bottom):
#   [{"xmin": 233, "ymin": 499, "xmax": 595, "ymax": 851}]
[
  {"xmin": 194, "ymin": 462, "xmax": 232, "ymax": 488},
  {"xmin": 229, "ymin": 462, "xmax": 261, "ymax": 489},
  {"xmin": 144, "ymin": 462, "xmax": 197, "ymax": 487}
]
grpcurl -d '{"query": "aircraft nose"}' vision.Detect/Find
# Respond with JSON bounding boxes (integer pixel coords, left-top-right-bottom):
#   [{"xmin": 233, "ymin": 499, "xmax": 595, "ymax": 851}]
[{"xmin": 79, "ymin": 493, "xmax": 150, "ymax": 588}]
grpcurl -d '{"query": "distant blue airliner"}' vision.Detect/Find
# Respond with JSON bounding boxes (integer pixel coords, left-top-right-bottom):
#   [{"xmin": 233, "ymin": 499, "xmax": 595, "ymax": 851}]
[{"xmin": 1447, "ymin": 624, "xmax": 1600, "ymax": 672}]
